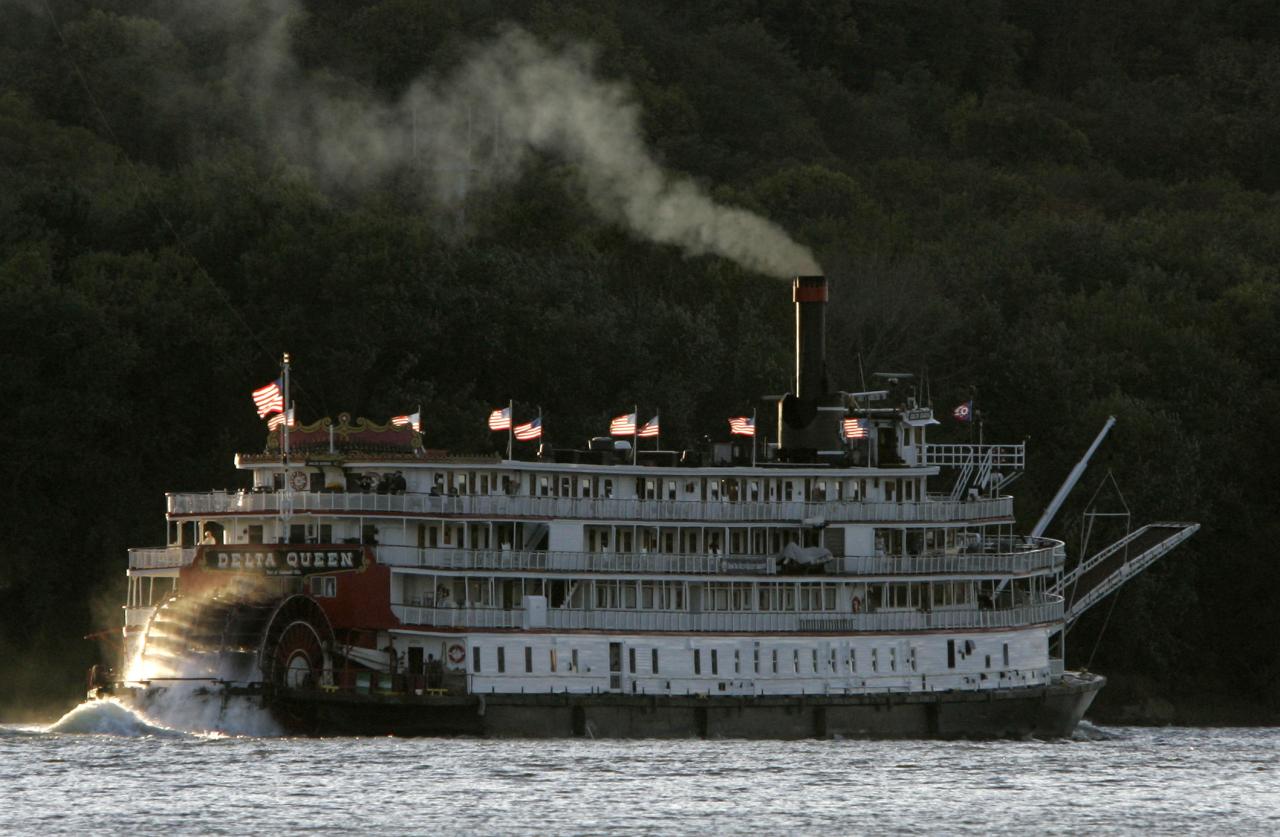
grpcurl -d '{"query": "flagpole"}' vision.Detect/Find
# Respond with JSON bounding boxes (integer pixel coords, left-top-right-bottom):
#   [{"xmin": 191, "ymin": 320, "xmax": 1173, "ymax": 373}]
[
  {"xmin": 282, "ymin": 353, "xmax": 291, "ymax": 467},
  {"xmin": 507, "ymin": 399, "xmax": 514, "ymax": 461},
  {"xmin": 632, "ymin": 404, "xmax": 638, "ymax": 465},
  {"xmin": 655, "ymin": 409, "xmax": 660, "ymax": 451},
  {"xmin": 751, "ymin": 407, "xmax": 757, "ymax": 467}
]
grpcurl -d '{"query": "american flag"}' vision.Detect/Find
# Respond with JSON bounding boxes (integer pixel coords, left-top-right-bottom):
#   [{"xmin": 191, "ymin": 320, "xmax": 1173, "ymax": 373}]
[
  {"xmin": 842, "ymin": 417, "xmax": 868, "ymax": 439},
  {"xmin": 637, "ymin": 415, "xmax": 659, "ymax": 438},
  {"xmin": 392, "ymin": 411, "xmax": 421, "ymax": 432},
  {"xmin": 513, "ymin": 417, "xmax": 542, "ymax": 441},
  {"xmin": 610, "ymin": 412, "xmax": 637, "ymax": 436},
  {"xmin": 252, "ymin": 379, "xmax": 284, "ymax": 417},
  {"xmin": 268, "ymin": 408, "xmax": 295, "ymax": 431},
  {"xmin": 488, "ymin": 407, "xmax": 512, "ymax": 431},
  {"xmin": 728, "ymin": 416, "xmax": 755, "ymax": 436},
  {"xmin": 953, "ymin": 401, "xmax": 973, "ymax": 422}
]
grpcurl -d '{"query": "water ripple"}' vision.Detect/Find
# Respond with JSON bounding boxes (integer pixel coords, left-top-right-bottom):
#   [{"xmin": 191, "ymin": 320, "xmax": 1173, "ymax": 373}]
[{"xmin": 1, "ymin": 723, "xmax": 1278, "ymax": 834}]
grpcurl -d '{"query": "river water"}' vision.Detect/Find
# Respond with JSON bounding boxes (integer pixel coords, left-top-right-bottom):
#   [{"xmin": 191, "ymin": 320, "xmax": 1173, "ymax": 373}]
[{"xmin": 2, "ymin": 701, "xmax": 1277, "ymax": 834}]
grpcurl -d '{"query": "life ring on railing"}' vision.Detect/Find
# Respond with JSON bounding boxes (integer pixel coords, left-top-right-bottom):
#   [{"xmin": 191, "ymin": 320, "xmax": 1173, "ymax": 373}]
[
  {"xmin": 289, "ymin": 470, "xmax": 309, "ymax": 491},
  {"xmin": 851, "ymin": 596, "xmax": 863, "ymax": 613},
  {"xmin": 447, "ymin": 643, "xmax": 465, "ymax": 665}
]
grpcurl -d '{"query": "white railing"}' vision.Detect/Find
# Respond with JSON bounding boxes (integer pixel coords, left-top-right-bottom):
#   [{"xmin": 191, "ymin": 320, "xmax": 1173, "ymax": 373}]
[
  {"xmin": 836, "ymin": 539, "xmax": 1063, "ymax": 576},
  {"xmin": 377, "ymin": 546, "xmax": 773, "ymax": 575},
  {"xmin": 391, "ymin": 598, "xmax": 1063, "ymax": 633},
  {"xmin": 167, "ymin": 490, "xmax": 1014, "ymax": 524},
  {"xmin": 128, "ymin": 547, "xmax": 197, "ymax": 570},
  {"xmin": 922, "ymin": 443, "xmax": 1025, "ymax": 468},
  {"xmin": 375, "ymin": 539, "xmax": 1062, "ymax": 577}
]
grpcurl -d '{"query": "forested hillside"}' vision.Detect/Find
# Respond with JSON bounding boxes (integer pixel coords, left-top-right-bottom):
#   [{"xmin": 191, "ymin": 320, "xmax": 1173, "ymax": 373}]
[{"xmin": 2, "ymin": 0, "xmax": 1277, "ymax": 721}]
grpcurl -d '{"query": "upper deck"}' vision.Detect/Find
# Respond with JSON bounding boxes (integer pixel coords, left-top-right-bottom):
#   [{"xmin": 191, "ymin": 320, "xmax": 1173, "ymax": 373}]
[{"xmin": 167, "ymin": 488, "xmax": 1015, "ymax": 526}]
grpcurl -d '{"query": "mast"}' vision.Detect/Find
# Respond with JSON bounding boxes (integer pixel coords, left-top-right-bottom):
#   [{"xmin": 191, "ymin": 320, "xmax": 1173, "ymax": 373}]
[{"xmin": 282, "ymin": 352, "xmax": 291, "ymax": 467}]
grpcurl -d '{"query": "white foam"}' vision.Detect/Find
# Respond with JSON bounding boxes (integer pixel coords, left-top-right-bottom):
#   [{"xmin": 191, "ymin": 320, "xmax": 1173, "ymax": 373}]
[
  {"xmin": 45, "ymin": 700, "xmax": 184, "ymax": 737},
  {"xmin": 131, "ymin": 684, "xmax": 284, "ymax": 737}
]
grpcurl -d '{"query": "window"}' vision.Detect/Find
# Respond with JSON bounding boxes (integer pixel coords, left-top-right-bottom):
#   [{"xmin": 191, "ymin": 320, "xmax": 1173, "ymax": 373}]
[
  {"xmin": 753, "ymin": 646, "xmax": 760, "ymax": 674},
  {"xmin": 871, "ymin": 648, "xmax": 879, "ymax": 672},
  {"xmin": 550, "ymin": 649, "xmax": 558, "ymax": 673},
  {"xmin": 247, "ymin": 525, "xmax": 263, "ymax": 544},
  {"xmin": 1003, "ymin": 643, "xmax": 1010, "ymax": 667},
  {"xmin": 947, "ymin": 639, "xmax": 956, "ymax": 669},
  {"xmin": 651, "ymin": 649, "xmax": 659, "ymax": 674},
  {"xmin": 710, "ymin": 649, "xmax": 719, "ymax": 676},
  {"xmin": 734, "ymin": 649, "xmax": 741, "ymax": 674},
  {"xmin": 524, "ymin": 647, "xmax": 533, "ymax": 673},
  {"xmin": 497, "ymin": 647, "xmax": 506, "ymax": 673},
  {"xmin": 629, "ymin": 648, "xmax": 636, "ymax": 674},
  {"xmin": 473, "ymin": 647, "xmax": 481, "ymax": 673},
  {"xmin": 811, "ymin": 649, "xmax": 819, "ymax": 673},
  {"xmin": 771, "ymin": 649, "xmax": 778, "ymax": 674},
  {"xmin": 311, "ymin": 576, "xmax": 336, "ymax": 598},
  {"xmin": 694, "ymin": 649, "xmax": 701, "ymax": 675},
  {"xmin": 849, "ymin": 648, "xmax": 857, "ymax": 672},
  {"xmin": 793, "ymin": 649, "xmax": 800, "ymax": 674}
]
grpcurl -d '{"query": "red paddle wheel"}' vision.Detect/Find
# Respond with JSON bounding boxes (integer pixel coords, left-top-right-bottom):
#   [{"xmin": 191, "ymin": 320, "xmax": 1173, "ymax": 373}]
[{"xmin": 259, "ymin": 595, "xmax": 335, "ymax": 690}]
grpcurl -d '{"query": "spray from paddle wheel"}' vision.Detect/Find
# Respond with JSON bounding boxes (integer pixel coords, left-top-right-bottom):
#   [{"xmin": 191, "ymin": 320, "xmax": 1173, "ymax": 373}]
[{"xmin": 123, "ymin": 579, "xmax": 335, "ymax": 734}]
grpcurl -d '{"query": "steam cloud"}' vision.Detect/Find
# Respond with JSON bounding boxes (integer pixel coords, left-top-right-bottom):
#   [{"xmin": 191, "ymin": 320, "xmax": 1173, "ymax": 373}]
[{"xmin": 225, "ymin": 5, "xmax": 819, "ymax": 278}]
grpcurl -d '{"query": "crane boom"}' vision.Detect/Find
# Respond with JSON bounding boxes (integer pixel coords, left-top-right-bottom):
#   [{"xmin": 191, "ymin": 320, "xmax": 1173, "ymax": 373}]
[{"xmin": 1030, "ymin": 416, "xmax": 1117, "ymax": 539}]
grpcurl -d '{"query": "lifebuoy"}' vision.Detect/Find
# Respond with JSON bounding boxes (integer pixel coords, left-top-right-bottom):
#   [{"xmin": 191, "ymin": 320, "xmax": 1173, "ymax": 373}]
[
  {"xmin": 447, "ymin": 643, "xmax": 465, "ymax": 664},
  {"xmin": 289, "ymin": 470, "xmax": 309, "ymax": 491},
  {"xmin": 851, "ymin": 596, "xmax": 862, "ymax": 613}
]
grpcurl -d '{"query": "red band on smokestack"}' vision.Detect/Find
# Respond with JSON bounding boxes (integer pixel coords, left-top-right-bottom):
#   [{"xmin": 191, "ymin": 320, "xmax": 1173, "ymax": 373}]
[{"xmin": 793, "ymin": 276, "xmax": 828, "ymax": 303}]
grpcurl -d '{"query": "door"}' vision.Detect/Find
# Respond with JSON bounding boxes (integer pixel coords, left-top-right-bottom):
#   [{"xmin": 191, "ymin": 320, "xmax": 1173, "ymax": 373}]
[{"xmin": 609, "ymin": 641, "xmax": 623, "ymax": 692}]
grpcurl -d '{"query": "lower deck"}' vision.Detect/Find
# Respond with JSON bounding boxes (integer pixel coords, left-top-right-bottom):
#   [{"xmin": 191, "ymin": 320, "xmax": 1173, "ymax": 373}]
[{"xmin": 378, "ymin": 624, "xmax": 1058, "ymax": 698}]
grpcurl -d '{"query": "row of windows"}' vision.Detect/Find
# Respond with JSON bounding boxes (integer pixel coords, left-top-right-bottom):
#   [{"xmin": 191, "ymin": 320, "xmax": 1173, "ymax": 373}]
[
  {"xmin": 471, "ymin": 640, "xmax": 1012, "ymax": 677},
  {"xmin": 253, "ymin": 468, "xmax": 925, "ymax": 505}
]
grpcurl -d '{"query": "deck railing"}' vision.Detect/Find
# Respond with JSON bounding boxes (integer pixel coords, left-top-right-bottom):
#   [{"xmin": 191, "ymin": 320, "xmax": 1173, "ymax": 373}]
[
  {"xmin": 390, "ymin": 598, "xmax": 1063, "ymax": 633},
  {"xmin": 166, "ymin": 490, "xmax": 1014, "ymax": 524},
  {"xmin": 128, "ymin": 547, "xmax": 197, "ymax": 570},
  {"xmin": 375, "ymin": 539, "xmax": 1062, "ymax": 577},
  {"xmin": 922, "ymin": 443, "xmax": 1025, "ymax": 468},
  {"xmin": 378, "ymin": 545, "xmax": 774, "ymax": 575}
]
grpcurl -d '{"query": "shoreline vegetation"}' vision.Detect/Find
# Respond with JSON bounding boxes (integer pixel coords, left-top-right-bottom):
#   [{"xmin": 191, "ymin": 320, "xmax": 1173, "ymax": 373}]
[{"xmin": 2, "ymin": 1, "xmax": 1277, "ymax": 724}]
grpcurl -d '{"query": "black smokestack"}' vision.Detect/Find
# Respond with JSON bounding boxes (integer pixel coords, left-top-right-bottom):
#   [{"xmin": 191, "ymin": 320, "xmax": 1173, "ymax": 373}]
[
  {"xmin": 794, "ymin": 275, "xmax": 828, "ymax": 399},
  {"xmin": 777, "ymin": 275, "xmax": 843, "ymax": 462}
]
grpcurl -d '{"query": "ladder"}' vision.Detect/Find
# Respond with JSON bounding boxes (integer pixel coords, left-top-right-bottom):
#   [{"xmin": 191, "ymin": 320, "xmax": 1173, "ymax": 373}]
[{"xmin": 949, "ymin": 452, "xmax": 976, "ymax": 501}]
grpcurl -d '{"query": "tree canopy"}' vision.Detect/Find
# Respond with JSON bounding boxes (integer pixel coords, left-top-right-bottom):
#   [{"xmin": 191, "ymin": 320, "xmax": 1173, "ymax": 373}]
[{"xmin": 1, "ymin": 0, "xmax": 1277, "ymax": 722}]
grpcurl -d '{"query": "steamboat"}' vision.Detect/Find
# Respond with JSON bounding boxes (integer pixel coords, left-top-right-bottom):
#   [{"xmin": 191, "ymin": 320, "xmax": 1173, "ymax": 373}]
[{"xmin": 101, "ymin": 275, "xmax": 1197, "ymax": 738}]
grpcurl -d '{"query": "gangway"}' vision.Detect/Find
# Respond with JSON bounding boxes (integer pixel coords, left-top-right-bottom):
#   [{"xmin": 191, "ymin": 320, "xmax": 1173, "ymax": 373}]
[{"xmin": 1051, "ymin": 522, "xmax": 1200, "ymax": 629}]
